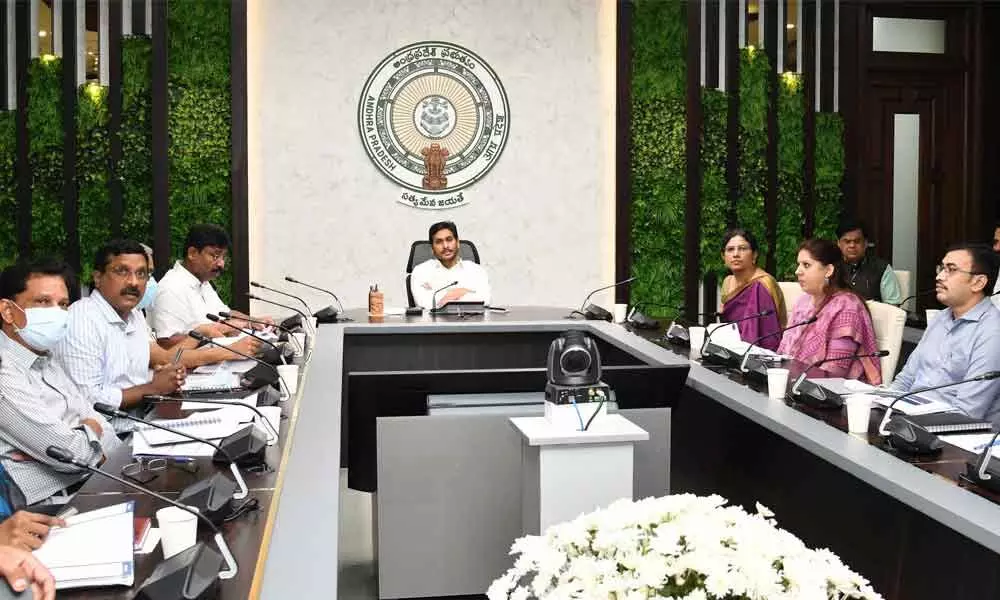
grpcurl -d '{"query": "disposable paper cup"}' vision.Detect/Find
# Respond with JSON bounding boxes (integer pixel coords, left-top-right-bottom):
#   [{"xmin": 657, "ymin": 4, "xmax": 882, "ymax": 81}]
[
  {"xmin": 613, "ymin": 304, "xmax": 628, "ymax": 324},
  {"xmin": 156, "ymin": 506, "xmax": 198, "ymax": 559},
  {"xmin": 688, "ymin": 326, "xmax": 706, "ymax": 357},
  {"xmin": 277, "ymin": 364, "xmax": 299, "ymax": 396},
  {"xmin": 766, "ymin": 368, "xmax": 790, "ymax": 400},
  {"xmin": 291, "ymin": 332, "xmax": 306, "ymax": 357},
  {"xmin": 311, "ymin": 317, "xmax": 319, "ymax": 330},
  {"xmin": 845, "ymin": 394, "xmax": 874, "ymax": 434},
  {"xmin": 925, "ymin": 309, "xmax": 941, "ymax": 325}
]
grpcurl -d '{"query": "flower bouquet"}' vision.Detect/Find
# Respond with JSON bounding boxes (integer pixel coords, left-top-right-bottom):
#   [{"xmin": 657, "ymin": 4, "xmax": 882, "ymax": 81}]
[{"xmin": 488, "ymin": 494, "xmax": 883, "ymax": 600}]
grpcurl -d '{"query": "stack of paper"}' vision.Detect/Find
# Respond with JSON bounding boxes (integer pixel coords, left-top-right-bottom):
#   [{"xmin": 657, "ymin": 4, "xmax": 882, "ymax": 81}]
[
  {"xmin": 34, "ymin": 502, "xmax": 134, "ymax": 589},
  {"xmin": 939, "ymin": 432, "xmax": 1000, "ymax": 457}
]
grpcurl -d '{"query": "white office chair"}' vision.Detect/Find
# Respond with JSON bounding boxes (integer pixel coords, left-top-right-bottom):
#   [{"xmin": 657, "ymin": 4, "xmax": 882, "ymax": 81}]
[
  {"xmin": 866, "ymin": 300, "xmax": 906, "ymax": 385},
  {"xmin": 893, "ymin": 269, "xmax": 911, "ymax": 312},
  {"xmin": 778, "ymin": 281, "xmax": 805, "ymax": 312}
]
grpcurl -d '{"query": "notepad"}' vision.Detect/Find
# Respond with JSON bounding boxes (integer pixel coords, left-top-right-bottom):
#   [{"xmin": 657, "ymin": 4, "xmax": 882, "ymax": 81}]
[
  {"xmin": 136, "ymin": 412, "xmax": 237, "ymax": 446},
  {"xmin": 132, "ymin": 405, "xmax": 280, "ymax": 456},
  {"xmin": 903, "ymin": 411, "xmax": 993, "ymax": 434},
  {"xmin": 34, "ymin": 502, "xmax": 134, "ymax": 589}
]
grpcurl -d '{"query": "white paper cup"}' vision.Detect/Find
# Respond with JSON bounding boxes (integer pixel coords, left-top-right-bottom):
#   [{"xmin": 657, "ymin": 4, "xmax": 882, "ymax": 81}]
[
  {"xmin": 311, "ymin": 317, "xmax": 319, "ymax": 330},
  {"xmin": 277, "ymin": 364, "xmax": 299, "ymax": 396},
  {"xmin": 766, "ymin": 368, "xmax": 790, "ymax": 400},
  {"xmin": 291, "ymin": 332, "xmax": 306, "ymax": 357},
  {"xmin": 688, "ymin": 326, "xmax": 706, "ymax": 357},
  {"xmin": 925, "ymin": 309, "xmax": 941, "ymax": 325},
  {"xmin": 613, "ymin": 303, "xmax": 628, "ymax": 324},
  {"xmin": 157, "ymin": 506, "xmax": 198, "ymax": 559},
  {"xmin": 845, "ymin": 394, "xmax": 874, "ymax": 434}
]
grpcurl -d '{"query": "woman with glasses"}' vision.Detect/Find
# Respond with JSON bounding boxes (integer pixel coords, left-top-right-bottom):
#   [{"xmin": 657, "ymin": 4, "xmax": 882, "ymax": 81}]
[
  {"xmin": 778, "ymin": 239, "xmax": 882, "ymax": 383},
  {"xmin": 719, "ymin": 229, "xmax": 787, "ymax": 351}
]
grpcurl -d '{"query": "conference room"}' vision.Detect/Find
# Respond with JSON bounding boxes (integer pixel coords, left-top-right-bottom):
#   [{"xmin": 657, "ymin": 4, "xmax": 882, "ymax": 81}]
[{"xmin": 1, "ymin": 1, "xmax": 1000, "ymax": 599}]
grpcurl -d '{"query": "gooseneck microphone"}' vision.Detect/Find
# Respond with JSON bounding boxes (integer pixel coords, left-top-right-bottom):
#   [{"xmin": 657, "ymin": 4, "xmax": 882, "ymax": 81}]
[
  {"xmin": 284, "ymin": 275, "xmax": 346, "ymax": 319},
  {"xmin": 145, "ymin": 395, "xmax": 279, "ymax": 446},
  {"xmin": 190, "ymin": 331, "xmax": 290, "ymax": 398},
  {"xmin": 219, "ymin": 310, "xmax": 303, "ymax": 354},
  {"xmin": 790, "ymin": 349, "xmax": 891, "ymax": 395},
  {"xmin": 250, "ymin": 281, "xmax": 313, "ymax": 314},
  {"xmin": 569, "ymin": 277, "xmax": 637, "ymax": 320},
  {"xmin": 431, "ymin": 280, "xmax": 459, "ymax": 312},
  {"xmin": 738, "ymin": 316, "xmax": 818, "ymax": 373},
  {"xmin": 45, "ymin": 445, "xmax": 238, "ymax": 592},
  {"xmin": 966, "ymin": 427, "xmax": 1000, "ymax": 493},
  {"xmin": 247, "ymin": 293, "xmax": 316, "ymax": 336},
  {"xmin": 700, "ymin": 309, "xmax": 774, "ymax": 355},
  {"xmin": 892, "ymin": 288, "xmax": 936, "ymax": 310},
  {"xmin": 877, "ymin": 371, "xmax": 1000, "ymax": 435},
  {"xmin": 92, "ymin": 402, "xmax": 248, "ymax": 500},
  {"xmin": 206, "ymin": 313, "xmax": 286, "ymax": 365}
]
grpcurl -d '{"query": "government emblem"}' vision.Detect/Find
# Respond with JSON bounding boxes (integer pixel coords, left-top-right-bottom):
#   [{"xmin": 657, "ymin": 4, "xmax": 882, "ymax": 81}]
[{"xmin": 358, "ymin": 41, "xmax": 510, "ymax": 209}]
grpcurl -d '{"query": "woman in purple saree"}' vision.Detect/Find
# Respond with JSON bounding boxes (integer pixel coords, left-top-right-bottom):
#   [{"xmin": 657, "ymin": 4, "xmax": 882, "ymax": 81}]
[
  {"xmin": 719, "ymin": 229, "xmax": 787, "ymax": 351},
  {"xmin": 778, "ymin": 239, "xmax": 882, "ymax": 384}
]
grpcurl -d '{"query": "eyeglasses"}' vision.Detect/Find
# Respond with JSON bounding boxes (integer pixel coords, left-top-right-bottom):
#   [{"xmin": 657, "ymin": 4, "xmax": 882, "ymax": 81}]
[
  {"xmin": 121, "ymin": 456, "xmax": 198, "ymax": 483},
  {"xmin": 108, "ymin": 266, "xmax": 150, "ymax": 281},
  {"xmin": 203, "ymin": 250, "xmax": 227, "ymax": 263},
  {"xmin": 724, "ymin": 245, "xmax": 752, "ymax": 255},
  {"xmin": 936, "ymin": 264, "xmax": 985, "ymax": 278}
]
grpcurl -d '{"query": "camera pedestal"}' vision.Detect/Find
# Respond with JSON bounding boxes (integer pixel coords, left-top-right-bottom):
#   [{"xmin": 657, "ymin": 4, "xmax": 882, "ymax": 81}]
[{"xmin": 510, "ymin": 415, "xmax": 649, "ymax": 534}]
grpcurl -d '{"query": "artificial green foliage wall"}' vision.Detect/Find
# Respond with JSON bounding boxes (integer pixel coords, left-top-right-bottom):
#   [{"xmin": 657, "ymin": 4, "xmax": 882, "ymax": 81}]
[
  {"xmin": 814, "ymin": 113, "xmax": 844, "ymax": 241},
  {"xmin": 776, "ymin": 74, "xmax": 804, "ymax": 279},
  {"xmin": 699, "ymin": 88, "xmax": 728, "ymax": 281},
  {"xmin": 629, "ymin": 0, "xmax": 686, "ymax": 315},
  {"xmin": 0, "ymin": 112, "xmax": 15, "ymax": 269},
  {"xmin": 121, "ymin": 36, "xmax": 153, "ymax": 245},
  {"xmin": 168, "ymin": 0, "xmax": 233, "ymax": 304},
  {"xmin": 736, "ymin": 48, "xmax": 768, "ymax": 265},
  {"xmin": 27, "ymin": 57, "xmax": 65, "ymax": 260},
  {"xmin": 77, "ymin": 84, "xmax": 110, "ymax": 279}
]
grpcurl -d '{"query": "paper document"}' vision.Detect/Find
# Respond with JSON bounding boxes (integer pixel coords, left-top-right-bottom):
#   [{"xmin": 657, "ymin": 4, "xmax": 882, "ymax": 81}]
[
  {"xmin": 939, "ymin": 432, "xmax": 1000, "ymax": 457},
  {"xmin": 34, "ymin": 502, "xmax": 134, "ymax": 589},
  {"xmin": 182, "ymin": 370, "xmax": 239, "ymax": 392},
  {"xmin": 182, "ymin": 391, "xmax": 259, "ymax": 411},
  {"xmin": 132, "ymin": 405, "xmax": 280, "ymax": 456}
]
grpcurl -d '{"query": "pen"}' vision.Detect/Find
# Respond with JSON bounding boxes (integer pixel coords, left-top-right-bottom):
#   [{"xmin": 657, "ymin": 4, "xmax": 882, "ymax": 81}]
[{"xmin": 973, "ymin": 440, "xmax": 1000, "ymax": 451}]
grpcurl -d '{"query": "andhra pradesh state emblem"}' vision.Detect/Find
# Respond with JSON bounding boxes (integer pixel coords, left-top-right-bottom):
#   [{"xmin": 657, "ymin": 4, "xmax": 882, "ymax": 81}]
[{"xmin": 357, "ymin": 41, "xmax": 510, "ymax": 208}]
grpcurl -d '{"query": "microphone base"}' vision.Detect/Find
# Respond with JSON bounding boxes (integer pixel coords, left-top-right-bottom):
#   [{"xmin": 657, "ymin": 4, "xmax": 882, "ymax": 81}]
[
  {"xmin": 279, "ymin": 314, "xmax": 303, "ymax": 331},
  {"xmin": 177, "ymin": 473, "xmax": 238, "ymax": 525},
  {"xmin": 964, "ymin": 460, "xmax": 1000, "ymax": 495},
  {"xmin": 215, "ymin": 425, "xmax": 268, "ymax": 468},
  {"xmin": 700, "ymin": 343, "xmax": 739, "ymax": 369},
  {"xmin": 626, "ymin": 310, "xmax": 660, "ymax": 330},
  {"xmin": 314, "ymin": 305, "xmax": 343, "ymax": 323},
  {"xmin": 582, "ymin": 304, "xmax": 612, "ymax": 321},
  {"xmin": 885, "ymin": 415, "xmax": 944, "ymax": 455},
  {"xmin": 663, "ymin": 322, "xmax": 690, "ymax": 346},
  {"xmin": 135, "ymin": 542, "xmax": 223, "ymax": 600}
]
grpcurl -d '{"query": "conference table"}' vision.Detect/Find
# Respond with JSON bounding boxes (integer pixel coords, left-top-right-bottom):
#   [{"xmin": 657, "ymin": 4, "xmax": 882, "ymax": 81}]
[{"xmin": 55, "ymin": 306, "xmax": 1000, "ymax": 599}]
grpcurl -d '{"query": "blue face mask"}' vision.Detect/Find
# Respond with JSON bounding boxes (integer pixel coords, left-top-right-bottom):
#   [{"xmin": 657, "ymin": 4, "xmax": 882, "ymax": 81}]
[
  {"xmin": 10, "ymin": 303, "xmax": 69, "ymax": 352},
  {"xmin": 137, "ymin": 276, "xmax": 158, "ymax": 310}
]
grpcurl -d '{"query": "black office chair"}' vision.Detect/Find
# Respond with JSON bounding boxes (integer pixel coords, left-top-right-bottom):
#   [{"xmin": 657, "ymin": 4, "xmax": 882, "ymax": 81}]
[{"xmin": 405, "ymin": 240, "xmax": 480, "ymax": 307}]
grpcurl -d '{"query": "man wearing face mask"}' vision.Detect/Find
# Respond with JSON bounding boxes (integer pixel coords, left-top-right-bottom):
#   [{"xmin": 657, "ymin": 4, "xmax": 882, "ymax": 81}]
[
  {"xmin": 147, "ymin": 224, "xmax": 271, "ymax": 347},
  {"xmin": 0, "ymin": 260, "xmax": 121, "ymax": 507}
]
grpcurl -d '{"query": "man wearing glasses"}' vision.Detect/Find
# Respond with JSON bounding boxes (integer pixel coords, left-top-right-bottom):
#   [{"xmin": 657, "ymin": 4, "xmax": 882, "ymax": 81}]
[
  {"xmin": 890, "ymin": 244, "xmax": 1000, "ymax": 422},
  {"xmin": 147, "ymin": 224, "xmax": 268, "ymax": 347}
]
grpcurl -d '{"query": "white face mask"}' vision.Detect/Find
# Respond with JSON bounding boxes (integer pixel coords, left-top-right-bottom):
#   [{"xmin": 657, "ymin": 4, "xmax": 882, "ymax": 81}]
[{"xmin": 8, "ymin": 302, "xmax": 69, "ymax": 352}]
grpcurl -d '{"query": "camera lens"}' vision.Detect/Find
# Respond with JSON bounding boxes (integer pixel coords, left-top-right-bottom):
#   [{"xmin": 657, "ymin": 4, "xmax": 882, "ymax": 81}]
[{"xmin": 560, "ymin": 346, "xmax": 591, "ymax": 375}]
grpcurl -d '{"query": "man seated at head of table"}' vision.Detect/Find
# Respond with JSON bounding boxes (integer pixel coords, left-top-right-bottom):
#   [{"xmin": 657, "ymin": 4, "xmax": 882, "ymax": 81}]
[
  {"xmin": 409, "ymin": 221, "xmax": 491, "ymax": 310},
  {"xmin": 0, "ymin": 260, "xmax": 121, "ymax": 509},
  {"xmin": 889, "ymin": 243, "xmax": 1000, "ymax": 422},
  {"xmin": 777, "ymin": 239, "xmax": 882, "ymax": 384},
  {"xmin": 146, "ymin": 224, "xmax": 272, "ymax": 347},
  {"xmin": 53, "ymin": 240, "xmax": 262, "ymax": 426}
]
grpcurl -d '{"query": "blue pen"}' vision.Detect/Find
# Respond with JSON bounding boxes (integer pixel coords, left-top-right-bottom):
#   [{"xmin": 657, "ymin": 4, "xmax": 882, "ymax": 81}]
[{"xmin": 973, "ymin": 440, "xmax": 1000, "ymax": 451}]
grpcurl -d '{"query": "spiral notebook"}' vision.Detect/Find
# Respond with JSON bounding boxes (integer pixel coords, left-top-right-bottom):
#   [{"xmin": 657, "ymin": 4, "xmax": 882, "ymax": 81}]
[
  {"xmin": 136, "ymin": 413, "xmax": 238, "ymax": 446},
  {"xmin": 903, "ymin": 411, "xmax": 993, "ymax": 434}
]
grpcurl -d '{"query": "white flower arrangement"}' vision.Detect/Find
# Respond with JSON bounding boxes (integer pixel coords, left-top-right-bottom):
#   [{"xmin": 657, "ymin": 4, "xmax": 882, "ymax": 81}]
[{"xmin": 488, "ymin": 494, "xmax": 883, "ymax": 600}]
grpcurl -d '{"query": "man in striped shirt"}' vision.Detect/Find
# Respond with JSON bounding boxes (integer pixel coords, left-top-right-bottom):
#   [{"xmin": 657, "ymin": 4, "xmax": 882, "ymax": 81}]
[{"xmin": 0, "ymin": 260, "xmax": 120, "ymax": 507}]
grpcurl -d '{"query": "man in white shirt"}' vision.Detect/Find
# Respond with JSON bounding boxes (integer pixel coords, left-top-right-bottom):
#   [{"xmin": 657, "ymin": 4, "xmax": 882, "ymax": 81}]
[
  {"xmin": 147, "ymin": 224, "xmax": 269, "ymax": 346},
  {"xmin": 409, "ymin": 221, "xmax": 491, "ymax": 309}
]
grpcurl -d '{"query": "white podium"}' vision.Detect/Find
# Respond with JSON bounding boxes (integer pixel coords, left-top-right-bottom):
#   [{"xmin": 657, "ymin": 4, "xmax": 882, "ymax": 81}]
[{"xmin": 511, "ymin": 414, "xmax": 649, "ymax": 535}]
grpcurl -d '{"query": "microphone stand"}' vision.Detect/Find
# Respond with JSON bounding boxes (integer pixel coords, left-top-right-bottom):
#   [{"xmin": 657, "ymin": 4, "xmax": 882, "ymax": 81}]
[
  {"xmin": 146, "ymin": 395, "xmax": 279, "ymax": 446},
  {"xmin": 221, "ymin": 310, "xmax": 304, "ymax": 355},
  {"xmin": 965, "ymin": 428, "xmax": 1000, "ymax": 493},
  {"xmin": 877, "ymin": 372, "xmax": 1000, "ymax": 436},
  {"xmin": 206, "ymin": 313, "xmax": 287, "ymax": 365},
  {"xmin": 430, "ymin": 281, "xmax": 458, "ymax": 313},
  {"xmin": 191, "ymin": 331, "xmax": 291, "ymax": 399},
  {"xmin": 250, "ymin": 281, "xmax": 314, "ymax": 315},
  {"xmin": 46, "ymin": 445, "xmax": 239, "ymax": 590},
  {"xmin": 247, "ymin": 293, "xmax": 317, "ymax": 336},
  {"xmin": 567, "ymin": 276, "xmax": 637, "ymax": 320},
  {"xmin": 699, "ymin": 310, "xmax": 774, "ymax": 364},
  {"xmin": 788, "ymin": 350, "xmax": 890, "ymax": 408},
  {"xmin": 738, "ymin": 316, "xmax": 817, "ymax": 373},
  {"xmin": 284, "ymin": 275, "xmax": 347, "ymax": 322}
]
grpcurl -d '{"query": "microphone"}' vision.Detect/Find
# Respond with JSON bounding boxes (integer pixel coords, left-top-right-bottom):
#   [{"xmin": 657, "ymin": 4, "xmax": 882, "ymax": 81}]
[
  {"xmin": 92, "ymin": 402, "xmax": 251, "ymax": 524},
  {"xmin": 964, "ymin": 426, "xmax": 1000, "ymax": 494},
  {"xmin": 700, "ymin": 310, "xmax": 774, "ymax": 363},
  {"xmin": 189, "ymin": 331, "xmax": 289, "ymax": 398},
  {"xmin": 284, "ymin": 275, "xmax": 346, "ymax": 322},
  {"xmin": 738, "ymin": 316, "xmax": 818, "ymax": 373},
  {"xmin": 569, "ymin": 277, "xmax": 637, "ymax": 320},
  {"xmin": 250, "ymin": 281, "xmax": 313, "ymax": 314},
  {"xmin": 877, "ymin": 371, "xmax": 1000, "ymax": 446},
  {"xmin": 893, "ymin": 288, "xmax": 936, "ymax": 311},
  {"xmin": 247, "ymin": 293, "xmax": 316, "ymax": 336},
  {"xmin": 430, "ymin": 280, "xmax": 459, "ymax": 312},
  {"xmin": 46, "ymin": 445, "xmax": 237, "ymax": 597},
  {"xmin": 788, "ymin": 350, "xmax": 891, "ymax": 406},
  {"xmin": 206, "ymin": 313, "xmax": 287, "ymax": 365},
  {"xmin": 660, "ymin": 309, "xmax": 720, "ymax": 344},
  {"xmin": 220, "ymin": 310, "xmax": 303, "ymax": 354},
  {"xmin": 145, "ymin": 395, "xmax": 279, "ymax": 446}
]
